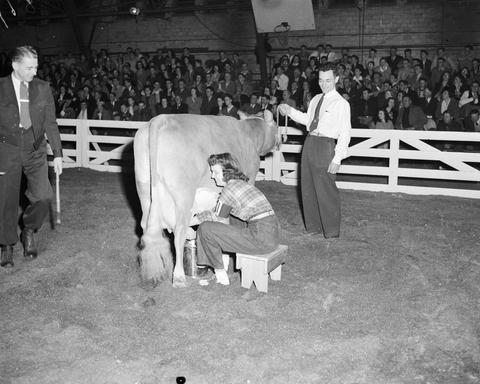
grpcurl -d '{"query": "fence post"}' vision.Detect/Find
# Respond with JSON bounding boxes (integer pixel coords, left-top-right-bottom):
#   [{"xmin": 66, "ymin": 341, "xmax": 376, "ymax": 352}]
[
  {"xmin": 389, "ymin": 132, "xmax": 400, "ymax": 190},
  {"xmin": 272, "ymin": 149, "xmax": 282, "ymax": 182},
  {"xmin": 78, "ymin": 120, "xmax": 89, "ymax": 168},
  {"xmin": 262, "ymin": 155, "xmax": 272, "ymax": 180}
]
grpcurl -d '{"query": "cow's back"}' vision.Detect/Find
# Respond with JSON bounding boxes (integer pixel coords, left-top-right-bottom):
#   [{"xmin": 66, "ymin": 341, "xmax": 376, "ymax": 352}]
[
  {"xmin": 151, "ymin": 114, "xmax": 260, "ymax": 188},
  {"xmin": 148, "ymin": 114, "xmax": 260, "ymax": 231}
]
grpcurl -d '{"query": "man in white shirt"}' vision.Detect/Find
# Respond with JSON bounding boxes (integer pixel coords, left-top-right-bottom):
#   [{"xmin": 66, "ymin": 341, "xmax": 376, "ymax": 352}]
[{"xmin": 278, "ymin": 63, "xmax": 351, "ymax": 238}]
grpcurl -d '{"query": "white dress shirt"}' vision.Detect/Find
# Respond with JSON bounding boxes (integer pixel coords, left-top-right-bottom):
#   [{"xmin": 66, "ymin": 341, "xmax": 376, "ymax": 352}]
[
  {"xmin": 441, "ymin": 99, "xmax": 450, "ymax": 114},
  {"xmin": 11, "ymin": 74, "xmax": 28, "ymax": 126},
  {"xmin": 275, "ymin": 73, "xmax": 289, "ymax": 91},
  {"xmin": 288, "ymin": 89, "xmax": 351, "ymax": 164},
  {"xmin": 78, "ymin": 108, "xmax": 88, "ymax": 119}
]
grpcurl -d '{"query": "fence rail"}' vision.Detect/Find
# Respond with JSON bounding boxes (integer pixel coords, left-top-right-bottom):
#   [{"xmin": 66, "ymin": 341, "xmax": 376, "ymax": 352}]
[{"xmin": 49, "ymin": 119, "xmax": 480, "ymax": 199}]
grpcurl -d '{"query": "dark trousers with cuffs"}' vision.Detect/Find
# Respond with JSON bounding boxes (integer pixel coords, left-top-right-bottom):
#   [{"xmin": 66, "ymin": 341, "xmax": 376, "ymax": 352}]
[
  {"xmin": 301, "ymin": 135, "xmax": 341, "ymax": 237},
  {"xmin": 196, "ymin": 215, "xmax": 280, "ymax": 269},
  {"xmin": 0, "ymin": 128, "xmax": 52, "ymax": 246}
]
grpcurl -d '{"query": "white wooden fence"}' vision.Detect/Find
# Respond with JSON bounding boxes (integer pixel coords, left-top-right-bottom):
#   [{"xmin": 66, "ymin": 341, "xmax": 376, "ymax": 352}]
[{"xmin": 50, "ymin": 119, "xmax": 480, "ymax": 199}]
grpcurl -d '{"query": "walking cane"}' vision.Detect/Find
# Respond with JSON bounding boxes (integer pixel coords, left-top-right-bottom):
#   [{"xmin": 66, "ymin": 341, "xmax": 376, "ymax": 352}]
[{"xmin": 55, "ymin": 171, "xmax": 61, "ymax": 225}]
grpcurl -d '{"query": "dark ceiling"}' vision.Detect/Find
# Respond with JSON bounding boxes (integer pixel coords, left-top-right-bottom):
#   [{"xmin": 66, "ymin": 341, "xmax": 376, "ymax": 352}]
[
  {"xmin": 0, "ymin": 0, "xmax": 472, "ymax": 26},
  {"xmin": 1, "ymin": 0, "xmax": 253, "ymax": 24}
]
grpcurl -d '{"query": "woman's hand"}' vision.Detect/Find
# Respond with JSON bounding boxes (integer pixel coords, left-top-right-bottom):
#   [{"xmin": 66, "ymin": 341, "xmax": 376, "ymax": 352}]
[{"xmin": 189, "ymin": 215, "xmax": 200, "ymax": 226}]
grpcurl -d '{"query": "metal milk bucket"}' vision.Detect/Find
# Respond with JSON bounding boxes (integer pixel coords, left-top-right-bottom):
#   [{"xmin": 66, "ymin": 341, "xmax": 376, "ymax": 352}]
[{"xmin": 183, "ymin": 239, "xmax": 199, "ymax": 277}]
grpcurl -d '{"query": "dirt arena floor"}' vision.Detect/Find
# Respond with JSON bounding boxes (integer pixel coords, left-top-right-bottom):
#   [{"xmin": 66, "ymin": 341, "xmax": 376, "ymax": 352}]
[{"xmin": 1, "ymin": 168, "xmax": 479, "ymax": 384}]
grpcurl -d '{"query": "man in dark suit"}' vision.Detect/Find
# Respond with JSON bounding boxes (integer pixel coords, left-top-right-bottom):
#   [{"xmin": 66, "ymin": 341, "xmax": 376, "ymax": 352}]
[
  {"xmin": 418, "ymin": 87, "xmax": 437, "ymax": 118},
  {"xmin": 200, "ymin": 86, "xmax": 217, "ymax": 115},
  {"xmin": 172, "ymin": 95, "xmax": 188, "ymax": 114},
  {"xmin": 92, "ymin": 100, "xmax": 113, "ymax": 121},
  {"xmin": 241, "ymin": 93, "xmax": 262, "ymax": 115},
  {"xmin": 464, "ymin": 109, "xmax": 480, "ymax": 132},
  {"xmin": 0, "ymin": 46, "xmax": 63, "ymax": 267},
  {"xmin": 395, "ymin": 95, "xmax": 427, "ymax": 130},
  {"xmin": 419, "ymin": 49, "xmax": 432, "ymax": 80}
]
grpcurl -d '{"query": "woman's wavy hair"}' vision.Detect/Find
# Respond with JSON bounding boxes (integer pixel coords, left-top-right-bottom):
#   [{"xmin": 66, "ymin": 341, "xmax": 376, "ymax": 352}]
[{"xmin": 208, "ymin": 153, "xmax": 249, "ymax": 183}]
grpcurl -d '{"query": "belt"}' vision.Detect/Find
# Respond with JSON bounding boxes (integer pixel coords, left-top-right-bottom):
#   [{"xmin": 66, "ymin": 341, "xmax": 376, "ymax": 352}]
[
  {"xmin": 250, "ymin": 210, "xmax": 275, "ymax": 221},
  {"xmin": 309, "ymin": 131, "xmax": 335, "ymax": 140}
]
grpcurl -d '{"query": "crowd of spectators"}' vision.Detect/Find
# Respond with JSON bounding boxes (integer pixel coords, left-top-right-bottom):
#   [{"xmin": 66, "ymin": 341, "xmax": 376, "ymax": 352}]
[
  {"xmin": 270, "ymin": 44, "xmax": 479, "ymax": 132},
  {"xmin": 1, "ymin": 43, "xmax": 478, "ymax": 133},
  {"xmin": 15, "ymin": 47, "xmax": 259, "ymax": 123}
]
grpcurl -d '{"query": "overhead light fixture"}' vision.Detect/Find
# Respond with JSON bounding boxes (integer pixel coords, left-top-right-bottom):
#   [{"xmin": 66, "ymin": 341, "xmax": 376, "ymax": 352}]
[
  {"xmin": 7, "ymin": 0, "xmax": 16, "ymax": 16},
  {"xmin": 129, "ymin": 7, "xmax": 140, "ymax": 16}
]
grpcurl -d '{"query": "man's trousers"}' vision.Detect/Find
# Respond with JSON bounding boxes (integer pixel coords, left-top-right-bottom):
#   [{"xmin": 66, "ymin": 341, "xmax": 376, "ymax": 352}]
[
  {"xmin": 301, "ymin": 135, "xmax": 341, "ymax": 238},
  {"xmin": 0, "ymin": 128, "xmax": 52, "ymax": 245}
]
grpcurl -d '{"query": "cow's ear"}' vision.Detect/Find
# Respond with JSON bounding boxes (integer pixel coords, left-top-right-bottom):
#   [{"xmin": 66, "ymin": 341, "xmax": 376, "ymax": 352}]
[
  {"xmin": 264, "ymin": 109, "xmax": 274, "ymax": 122},
  {"xmin": 238, "ymin": 111, "xmax": 248, "ymax": 120}
]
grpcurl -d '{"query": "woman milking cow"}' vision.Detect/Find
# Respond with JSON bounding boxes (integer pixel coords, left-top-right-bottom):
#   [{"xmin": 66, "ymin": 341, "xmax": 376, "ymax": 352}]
[{"xmin": 190, "ymin": 153, "xmax": 281, "ymax": 285}]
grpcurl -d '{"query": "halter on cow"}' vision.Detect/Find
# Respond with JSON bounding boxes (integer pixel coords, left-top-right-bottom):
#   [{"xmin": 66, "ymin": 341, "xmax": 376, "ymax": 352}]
[{"xmin": 134, "ymin": 110, "xmax": 282, "ymax": 287}]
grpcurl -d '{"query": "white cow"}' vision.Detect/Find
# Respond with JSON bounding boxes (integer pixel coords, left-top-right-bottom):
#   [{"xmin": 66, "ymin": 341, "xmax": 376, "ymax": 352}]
[{"xmin": 134, "ymin": 111, "xmax": 280, "ymax": 287}]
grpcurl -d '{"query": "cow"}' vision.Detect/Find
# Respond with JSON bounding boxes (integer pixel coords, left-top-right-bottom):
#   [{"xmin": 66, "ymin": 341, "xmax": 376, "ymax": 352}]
[{"xmin": 134, "ymin": 110, "xmax": 281, "ymax": 287}]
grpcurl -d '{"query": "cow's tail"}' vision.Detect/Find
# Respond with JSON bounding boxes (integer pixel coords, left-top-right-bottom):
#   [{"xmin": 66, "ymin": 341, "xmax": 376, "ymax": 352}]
[{"xmin": 138, "ymin": 117, "xmax": 174, "ymax": 282}]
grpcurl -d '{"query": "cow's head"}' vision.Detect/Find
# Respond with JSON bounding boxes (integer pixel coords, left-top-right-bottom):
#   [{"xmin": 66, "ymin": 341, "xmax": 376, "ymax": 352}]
[
  {"xmin": 263, "ymin": 109, "xmax": 283, "ymax": 151},
  {"xmin": 238, "ymin": 109, "xmax": 282, "ymax": 154}
]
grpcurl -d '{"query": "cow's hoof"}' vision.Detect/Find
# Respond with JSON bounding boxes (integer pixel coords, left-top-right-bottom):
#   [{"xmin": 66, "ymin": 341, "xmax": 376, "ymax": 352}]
[{"xmin": 173, "ymin": 275, "xmax": 187, "ymax": 288}]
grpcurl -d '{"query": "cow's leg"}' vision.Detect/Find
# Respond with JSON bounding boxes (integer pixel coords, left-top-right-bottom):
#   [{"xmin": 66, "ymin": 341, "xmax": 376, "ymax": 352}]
[
  {"xmin": 172, "ymin": 192, "xmax": 197, "ymax": 288},
  {"xmin": 139, "ymin": 183, "xmax": 174, "ymax": 283},
  {"xmin": 133, "ymin": 126, "xmax": 151, "ymax": 234},
  {"xmin": 172, "ymin": 220, "xmax": 188, "ymax": 288}
]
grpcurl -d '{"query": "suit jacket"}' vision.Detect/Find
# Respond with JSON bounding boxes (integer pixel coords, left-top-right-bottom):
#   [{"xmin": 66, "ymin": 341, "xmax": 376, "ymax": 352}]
[
  {"xmin": 395, "ymin": 105, "xmax": 427, "ymax": 130},
  {"xmin": 0, "ymin": 75, "xmax": 62, "ymax": 157},
  {"xmin": 421, "ymin": 59, "xmax": 432, "ymax": 78},
  {"xmin": 418, "ymin": 97, "xmax": 437, "ymax": 117},
  {"xmin": 200, "ymin": 96, "xmax": 217, "ymax": 115},
  {"xmin": 172, "ymin": 103, "xmax": 188, "ymax": 114},
  {"xmin": 435, "ymin": 98, "xmax": 460, "ymax": 121},
  {"xmin": 241, "ymin": 103, "xmax": 262, "ymax": 115},
  {"xmin": 133, "ymin": 108, "xmax": 152, "ymax": 122},
  {"xmin": 464, "ymin": 117, "xmax": 480, "ymax": 132},
  {"xmin": 221, "ymin": 105, "xmax": 239, "ymax": 119},
  {"xmin": 92, "ymin": 108, "xmax": 113, "ymax": 120}
]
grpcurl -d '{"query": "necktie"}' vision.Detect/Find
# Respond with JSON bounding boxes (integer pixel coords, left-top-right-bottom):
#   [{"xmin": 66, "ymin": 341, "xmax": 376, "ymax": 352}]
[
  {"xmin": 20, "ymin": 81, "xmax": 31, "ymax": 129},
  {"xmin": 308, "ymin": 94, "xmax": 324, "ymax": 133}
]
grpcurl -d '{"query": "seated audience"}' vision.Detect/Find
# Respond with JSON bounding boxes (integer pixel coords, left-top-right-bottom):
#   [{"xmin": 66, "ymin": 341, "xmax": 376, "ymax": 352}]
[
  {"xmin": 221, "ymin": 94, "xmax": 239, "ymax": 119},
  {"xmin": 213, "ymin": 95, "xmax": 225, "ymax": 116},
  {"xmin": 172, "ymin": 95, "xmax": 188, "ymax": 114},
  {"xmin": 200, "ymin": 86, "xmax": 217, "ymax": 115},
  {"xmin": 218, "ymin": 72, "xmax": 236, "ymax": 98},
  {"xmin": 133, "ymin": 101, "xmax": 152, "ymax": 121},
  {"xmin": 437, "ymin": 111, "xmax": 462, "ymax": 132},
  {"xmin": 357, "ymin": 88, "xmax": 378, "ymax": 128},
  {"xmin": 435, "ymin": 89, "xmax": 460, "ymax": 122},
  {"xmin": 241, "ymin": 93, "xmax": 262, "ymax": 115},
  {"xmin": 372, "ymin": 109, "xmax": 394, "ymax": 130},
  {"xmin": 186, "ymin": 87, "xmax": 203, "ymax": 115},
  {"xmin": 156, "ymin": 97, "xmax": 172, "ymax": 115},
  {"xmin": 395, "ymin": 95, "xmax": 427, "ymax": 130},
  {"xmin": 92, "ymin": 100, "xmax": 113, "ymax": 120},
  {"xmin": 464, "ymin": 109, "xmax": 480, "ymax": 132}
]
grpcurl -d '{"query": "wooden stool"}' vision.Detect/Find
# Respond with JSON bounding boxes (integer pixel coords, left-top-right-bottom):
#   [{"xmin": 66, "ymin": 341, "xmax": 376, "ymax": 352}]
[{"xmin": 235, "ymin": 245, "xmax": 288, "ymax": 293}]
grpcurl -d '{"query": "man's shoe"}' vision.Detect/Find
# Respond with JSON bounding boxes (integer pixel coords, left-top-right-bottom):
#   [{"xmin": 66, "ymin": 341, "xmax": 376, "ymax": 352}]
[
  {"xmin": 22, "ymin": 228, "xmax": 38, "ymax": 259},
  {"xmin": 0, "ymin": 245, "xmax": 14, "ymax": 267}
]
